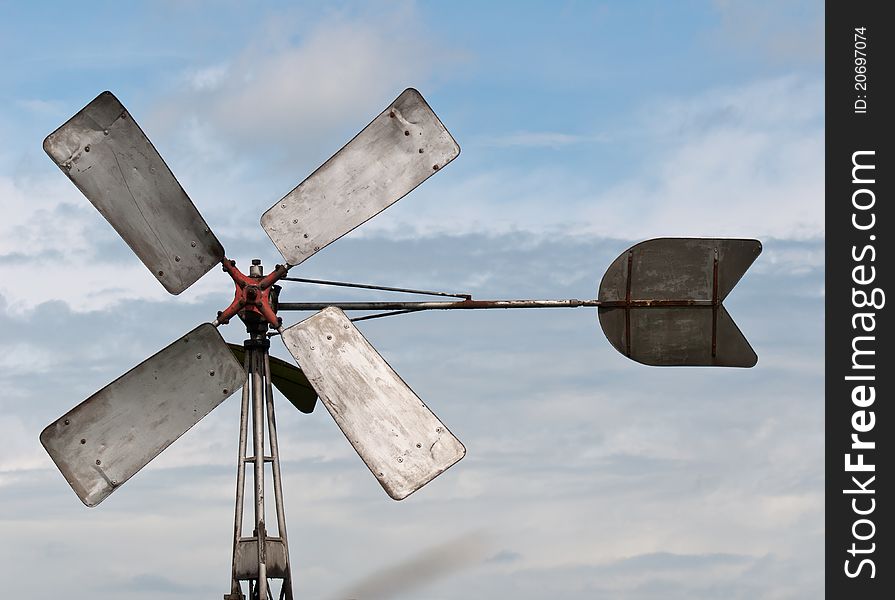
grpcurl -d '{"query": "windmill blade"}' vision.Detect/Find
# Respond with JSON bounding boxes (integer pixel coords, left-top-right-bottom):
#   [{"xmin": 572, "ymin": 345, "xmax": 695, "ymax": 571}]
[
  {"xmin": 43, "ymin": 91, "xmax": 224, "ymax": 294},
  {"xmin": 261, "ymin": 88, "xmax": 459, "ymax": 266},
  {"xmin": 597, "ymin": 238, "xmax": 761, "ymax": 367},
  {"xmin": 40, "ymin": 324, "xmax": 246, "ymax": 507},
  {"xmin": 228, "ymin": 343, "xmax": 317, "ymax": 414},
  {"xmin": 281, "ymin": 307, "xmax": 465, "ymax": 500}
]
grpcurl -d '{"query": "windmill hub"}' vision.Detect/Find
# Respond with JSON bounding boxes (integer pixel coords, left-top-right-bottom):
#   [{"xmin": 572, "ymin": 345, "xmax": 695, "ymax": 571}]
[{"xmin": 216, "ymin": 258, "xmax": 287, "ymax": 332}]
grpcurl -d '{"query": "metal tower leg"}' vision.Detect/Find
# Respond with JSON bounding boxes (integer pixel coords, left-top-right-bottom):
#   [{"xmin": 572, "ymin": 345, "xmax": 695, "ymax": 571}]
[{"xmin": 225, "ymin": 336, "xmax": 294, "ymax": 600}]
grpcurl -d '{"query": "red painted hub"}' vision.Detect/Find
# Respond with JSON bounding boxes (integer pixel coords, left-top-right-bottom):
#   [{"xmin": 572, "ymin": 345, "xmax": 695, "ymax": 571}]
[{"xmin": 216, "ymin": 259, "xmax": 289, "ymax": 330}]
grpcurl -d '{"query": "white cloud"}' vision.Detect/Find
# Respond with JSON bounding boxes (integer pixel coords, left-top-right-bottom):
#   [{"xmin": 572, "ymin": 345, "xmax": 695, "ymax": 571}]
[
  {"xmin": 186, "ymin": 63, "xmax": 230, "ymax": 91},
  {"xmin": 154, "ymin": 8, "xmax": 444, "ymax": 153}
]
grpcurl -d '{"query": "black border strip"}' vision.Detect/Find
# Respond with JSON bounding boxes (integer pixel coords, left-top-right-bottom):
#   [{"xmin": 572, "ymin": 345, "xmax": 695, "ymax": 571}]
[{"xmin": 826, "ymin": 2, "xmax": 891, "ymax": 595}]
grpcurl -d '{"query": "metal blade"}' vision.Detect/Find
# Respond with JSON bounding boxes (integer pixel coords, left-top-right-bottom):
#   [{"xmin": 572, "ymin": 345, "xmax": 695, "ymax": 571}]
[
  {"xmin": 597, "ymin": 238, "xmax": 761, "ymax": 367},
  {"xmin": 281, "ymin": 307, "xmax": 465, "ymax": 500},
  {"xmin": 40, "ymin": 324, "xmax": 246, "ymax": 506},
  {"xmin": 261, "ymin": 88, "xmax": 459, "ymax": 266},
  {"xmin": 228, "ymin": 343, "xmax": 317, "ymax": 414},
  {"xmin": 43, "ymin": 91, "xmax": 224, "ymax": 294}
]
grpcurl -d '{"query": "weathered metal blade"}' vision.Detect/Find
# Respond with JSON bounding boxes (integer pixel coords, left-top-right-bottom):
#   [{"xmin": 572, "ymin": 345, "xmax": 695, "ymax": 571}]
[
  {"xmin": 40, "ymin": 324, "xmax": 246, "ymax": 507},
  {"xmin": 281, "ymin": 307, "xmax": 465, "ymax": 500},
  {"xmin": 597, "ymin": 238, "xmax": 761, "ymax": 367},
  {"xmin": 228, "ymin": 343, "xmax": 317, "ymax": 414},
  {"xmin": 43, "ymin": 91, "xmax": 224, "ymax": 294},
  {"xmin": 261, "ymin": 88, "xmax": 459, "ymax": 266}
]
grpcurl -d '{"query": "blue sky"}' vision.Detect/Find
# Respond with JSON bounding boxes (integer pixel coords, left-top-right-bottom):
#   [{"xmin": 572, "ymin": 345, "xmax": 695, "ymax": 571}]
[{"xmin": 0, "ymin": 1, "xmax": 823, "ymax": 598}]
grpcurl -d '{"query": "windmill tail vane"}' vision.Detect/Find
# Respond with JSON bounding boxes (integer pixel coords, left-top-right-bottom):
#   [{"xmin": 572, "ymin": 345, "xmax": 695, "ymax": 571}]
[{"xmin": 38, "ymin": 87, "xmax": 761, "ymax": 598}]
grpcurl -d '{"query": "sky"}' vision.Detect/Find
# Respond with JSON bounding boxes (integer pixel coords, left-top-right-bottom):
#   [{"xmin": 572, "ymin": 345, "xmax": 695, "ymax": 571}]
[{"xmin": 0, "ymin": 1, "xmax": 824, "ymax": 598}]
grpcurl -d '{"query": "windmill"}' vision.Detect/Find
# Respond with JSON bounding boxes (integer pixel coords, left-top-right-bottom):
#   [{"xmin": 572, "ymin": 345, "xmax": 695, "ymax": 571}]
[{"xmin": 39, "ymin": 89, "xmax": 761, "ymax": 599}]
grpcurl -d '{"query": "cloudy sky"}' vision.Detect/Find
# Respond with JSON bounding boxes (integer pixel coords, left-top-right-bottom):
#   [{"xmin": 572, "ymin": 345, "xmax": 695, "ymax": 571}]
[{"xmin": 0, "ymin": 1, "xmax": 823, "ymax": 598}]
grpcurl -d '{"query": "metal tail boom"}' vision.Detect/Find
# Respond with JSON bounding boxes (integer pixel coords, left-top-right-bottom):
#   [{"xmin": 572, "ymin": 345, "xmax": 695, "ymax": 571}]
[{"xmin": 277, "ymin": 299, "xmax": 603, "ymax": 312}]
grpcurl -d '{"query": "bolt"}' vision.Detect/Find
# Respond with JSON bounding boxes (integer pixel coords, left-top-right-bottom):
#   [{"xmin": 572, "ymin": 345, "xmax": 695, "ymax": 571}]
[
  {"xmin": 96, "ymin": 459, "xmax": 101, "ymax": 465},
  {"xmin": 84, "ymin": 145, "xmax": 90, "ymax": 152},
  {"xmin": 63, "ymin": 419, "xmax": 70, "ymax": 425},
  {"xmin": 191, "ymin": 241, "xmax": 197, "ymax": 248},
  {"xmin": 303, "ymin": 233, "xmax": 309, "ymax": 238},
  {"xmin": 223, "ymin": 388, "xmax": 229, "ymax": 394},
  {"xmin": 281, "ymin": 203, "xmax": 286, "ymax": 208},
  {"xmin": 174, "ymin": 255, "xmax": 181, "ymax": 262},
  {"xmin": 432, "ymin": 164, "xmax": 439, "ymax": 170},
  {"xmin": 416, "ymin": 443, "xmax": 421, "ymax": 448},
  {"xmin": 404, "ymin": 130, "xmax": 410, "ymax": 136},
  {"xmin": 389, "ymin": 111, "xmax": 396, "ymax": 118},
  {"xmin": 80, "ymin": 439, "xmax": 86, "ymax": 444},
  {"xmin": 158, "ymin": 270, "xmax": 164, "ymax": 276},
  {"xmin": 196, "ymin": 354, "xmax": 202, "ymax": 359},
  {"xmin": 103, "ymin": 129, "xmax": 109, "ymax": 136},
  {"xmin": 209, "ymin": 370, "xmax": 215, "ymax": 376},
  {"xmin": 397, "ymin": 457, "xmax": 403, "ymax": 463},
  {"xmin": 419, "ymin": 148, "xmax": 424, "ymax": 153},
  {"xmin": 326, "ymin": 335, "xmax": 332, "ymax": 340}
]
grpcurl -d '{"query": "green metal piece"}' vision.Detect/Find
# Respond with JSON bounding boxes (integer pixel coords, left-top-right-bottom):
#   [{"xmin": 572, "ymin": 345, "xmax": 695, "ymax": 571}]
[{"xmin": 228, "ymin": 344, "xmax": 317, "ymax": 414}]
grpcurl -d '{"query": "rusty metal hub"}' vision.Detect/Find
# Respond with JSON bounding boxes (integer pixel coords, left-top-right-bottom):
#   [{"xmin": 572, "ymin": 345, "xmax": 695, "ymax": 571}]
[{"xmin": 215, "ymin": 259, "xmax": 289, "ymax": 331}]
